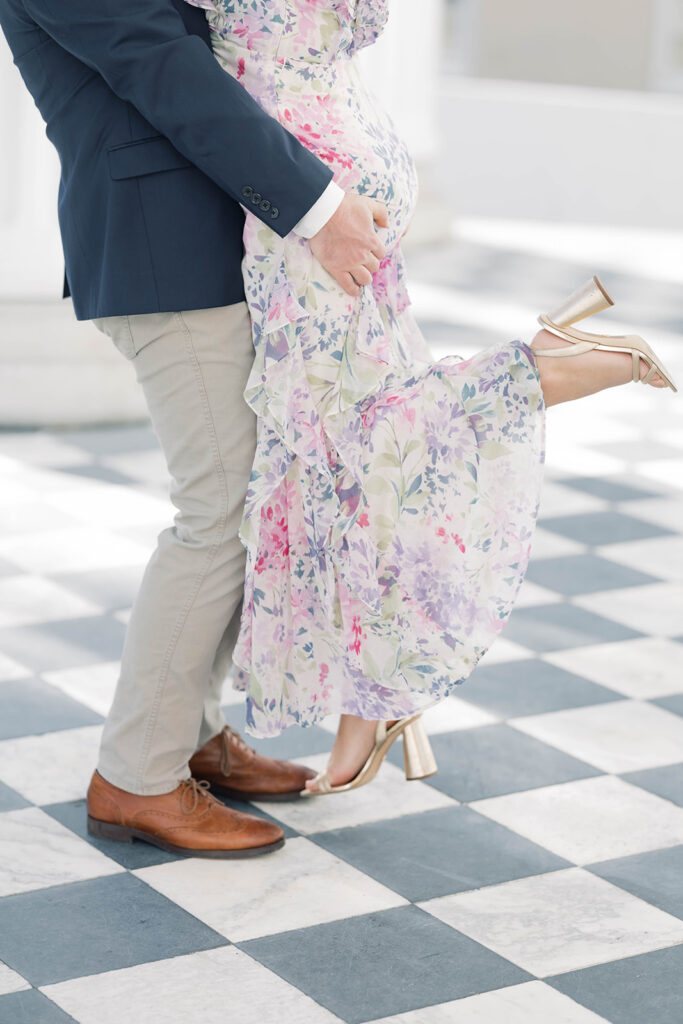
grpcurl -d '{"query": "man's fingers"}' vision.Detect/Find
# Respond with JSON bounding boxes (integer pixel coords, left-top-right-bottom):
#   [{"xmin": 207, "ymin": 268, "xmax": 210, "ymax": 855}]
[
  {"xmin": 339, "ymin": 271, "xmax": 361, "ymax": 297},
  {"xmin": 371, "ymin": 200, "xmax": 389, "ymax": 229},
  {"xmin": 352, "ymin": 266, "xmax": 373, "ymax": 287},
  {"xmin": 370, "ymin": 239, "xmax": 386, "ymax": 261},
  {"xmin": 364, "ymin": 254, "xmax": 381, "ymax": 275}
]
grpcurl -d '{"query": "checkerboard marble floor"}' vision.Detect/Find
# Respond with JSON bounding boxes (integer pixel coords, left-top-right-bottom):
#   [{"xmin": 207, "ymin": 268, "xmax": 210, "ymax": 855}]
[{"xmin": 1, "ymin": 232, "xmax": 682, "ymax": 1024}]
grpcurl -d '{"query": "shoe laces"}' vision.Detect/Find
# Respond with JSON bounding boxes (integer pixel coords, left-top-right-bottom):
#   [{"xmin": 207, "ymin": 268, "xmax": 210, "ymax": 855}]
[
  {"xmin": 220, "ymin": 724, "xmax": 255, "ymax": 775},
  {"xmin": 178, "ymin": 777, "xmax": 213, "ymax": 815}
]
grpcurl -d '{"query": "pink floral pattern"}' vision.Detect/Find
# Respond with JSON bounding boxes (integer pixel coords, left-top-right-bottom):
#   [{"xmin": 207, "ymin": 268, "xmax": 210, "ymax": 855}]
[{"xmin": 183, "ymin": 0, "xmax": 546, "ymax": 736}]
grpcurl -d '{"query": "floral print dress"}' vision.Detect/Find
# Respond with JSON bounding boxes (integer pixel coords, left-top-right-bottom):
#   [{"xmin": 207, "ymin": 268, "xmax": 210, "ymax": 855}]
[{"xmin": 183, "ymin": 0, "xmax": 546, "ymax": 737}]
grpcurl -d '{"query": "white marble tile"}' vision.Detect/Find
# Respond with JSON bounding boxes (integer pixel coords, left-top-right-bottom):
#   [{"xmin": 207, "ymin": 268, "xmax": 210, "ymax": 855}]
[
  {"xmin": 42, "ymin": 662, "xmax": 120, "ymax": 716},
  {"xmin": 543, "ymin": 444, "xmax": 625, "ymax": 479},
  {"xmin": 0, "ymin": 726, "xmax": 102, "ymax": 804},
  {"xmin": 0, "ymin": 528, "xmax": 150, "ymax": 575},
  {"xmin": 512, "ymin": 578, "xmax": 562, "ymax": 609},
  {"xmin": 46, "ymin": 484, "xmax": 172, "ymax": 529},
  {"xmin": 470, "ymin": 775, "xmax": 683, "ymax": 865},
  {"xmin": 0, "ymin": 435, "xmax": 90, "ymax": 469},
  {"xmin": 543, "ymin": 638, "xmax": 683, "ymax": 699},
  {"xmin": 420, "ymin": 867, "xmax": 683, "ymax": 977},
  {"xmin": 536, "ymin": 481, "xmax": 608, "ymax": 519},
  {"xmin": 255, "ymin": 757, "xmax": 455, "ymax": 835},
  {"xmin": 528, "ymin": 528, "xmax": 586, "ymax": 561},
  {"xmin": 0, "ymin": 807, "xmax": 122, "ymax": 897},
  {"xmin": 0, "ymin": 575, "xmax": 102, "ymax": 628},
  {"xmin": 597, "ymin": 536, "xmax": 683, "ymax": 583},
  {"xmin": 102, "ymin": 450, "xmax": 170, "ymax": 489},
  {"xmin": 367, "ymin": 980, "xmax": 611, "ymax": 1024},
  {"xmin": 475, "ymin": 637, "xmax": 531, "ymax": 665},
  {"xmin": 511, "ymin": 699, "xmax": 683, "ymax": 773},
  {"xmin": 136, "ymin": 836, "xmax": 406, "ymax": 942},
  {"xmin": 0, "ymin": 961, "xmax": 31, "ymax": 996},
  {"xmin": 42, "ymin": 946, "xmax": 344, "ymax": 1024},
  {"xmin": 0, "ymin": 501, "xmax": 80, "ymax": 536},
  {"xmin": 635, "ymin": 457, "xmax": 683, "ymax": 491},
  {"xmin": 625, "ymin": 497, "xmax": 683, "ymax": 533},
  {"xmin": 573, "ymin": 582, "xmax": 683, "ymax": 638},
  {"xmin": 422, "ymin": 695, "xmax": 499, "ymax": 733},
  {"xmin": 0, "ymin": 651, "xmax": 32, "ymax": 682}
]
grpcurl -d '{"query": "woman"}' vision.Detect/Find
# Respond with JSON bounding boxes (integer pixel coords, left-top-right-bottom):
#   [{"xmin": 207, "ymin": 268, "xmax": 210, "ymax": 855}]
[{"xmin": 183, "ymin": 0, "xmax": 675, "ymax": 795}]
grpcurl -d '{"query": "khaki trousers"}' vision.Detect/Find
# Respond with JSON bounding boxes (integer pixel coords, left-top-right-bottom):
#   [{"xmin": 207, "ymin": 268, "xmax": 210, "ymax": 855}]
[{"xmin": 93, "ymin": 304, "xmax": 256, "ymax": 795}]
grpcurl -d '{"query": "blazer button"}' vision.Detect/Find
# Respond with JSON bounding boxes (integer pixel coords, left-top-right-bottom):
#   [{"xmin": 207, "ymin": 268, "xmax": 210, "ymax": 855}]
[
  {"xmin": 252, "ymin": 192, "xmax": 262, "ymax": 204},
  {"xmin": 241, "ymin": 185, "xmax": 253, "ymax": 199},
  {"xmin": 270, "ymin": 206, "xmax": 279, "ymax": 219},
  {"xmin": 260, "ymin": 199, "xmax": 271, "ymax": 212}
]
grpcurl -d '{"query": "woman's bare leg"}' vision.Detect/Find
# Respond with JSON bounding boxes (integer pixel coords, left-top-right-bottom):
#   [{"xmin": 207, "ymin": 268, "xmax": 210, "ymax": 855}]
[
  {"xmin": 531, "ymin": 329, "xmax": 667, "ymax": 407},
  {"xmin": 305, "ymin": 714, "xmax": 378, "ymax": 792}
]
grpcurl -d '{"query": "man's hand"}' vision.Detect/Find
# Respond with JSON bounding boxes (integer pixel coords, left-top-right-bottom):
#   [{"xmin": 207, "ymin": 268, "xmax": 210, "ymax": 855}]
[{"xmin": 309, "ymin": 194, "xmax": 388, "ymax": 297}]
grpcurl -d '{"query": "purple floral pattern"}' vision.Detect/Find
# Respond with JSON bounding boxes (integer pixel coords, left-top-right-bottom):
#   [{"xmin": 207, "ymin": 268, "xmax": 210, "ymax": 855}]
[{"xmin": 183, "ymin": 0, "xmax": 546, "ymax": 736}]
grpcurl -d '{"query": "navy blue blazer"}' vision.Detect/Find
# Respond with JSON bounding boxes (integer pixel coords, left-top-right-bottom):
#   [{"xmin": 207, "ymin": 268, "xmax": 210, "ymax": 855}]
[{"xmin": 0, "ymin": 0, "xmax": 333, "ymax": 320}]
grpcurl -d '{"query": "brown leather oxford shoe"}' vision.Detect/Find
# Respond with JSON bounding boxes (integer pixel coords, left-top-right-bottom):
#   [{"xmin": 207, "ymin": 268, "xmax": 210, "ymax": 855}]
[
  {"xmin": 189, "ymin": 725, "xmax": 316, "ymax": 802},
  {"xmin": 86, "ymin": 770, "xmax": 284, "ymax": 858}
]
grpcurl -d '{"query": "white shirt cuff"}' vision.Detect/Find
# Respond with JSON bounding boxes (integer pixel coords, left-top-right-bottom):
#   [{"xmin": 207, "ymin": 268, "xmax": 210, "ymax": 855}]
[{"xmin": 292, "ymin": 180, "xmax": 345, "ymax": 238}]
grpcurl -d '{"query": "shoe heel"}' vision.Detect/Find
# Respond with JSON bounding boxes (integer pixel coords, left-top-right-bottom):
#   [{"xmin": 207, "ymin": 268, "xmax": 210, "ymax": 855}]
[
  {"xmin": 87, "ymin": 816, "xmax": 134, "ymax": 843},
  {"xmin": 544, "ymin": 275, "xmax": 614, "ymax": 329},
  {"xmin": 403, "ymin": 718, "xmax": 438, "ymax": 781}
]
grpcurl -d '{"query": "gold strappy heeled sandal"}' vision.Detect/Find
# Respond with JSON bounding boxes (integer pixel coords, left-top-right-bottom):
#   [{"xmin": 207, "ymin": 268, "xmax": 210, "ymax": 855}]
[
  {"xmin": 534, "ymin": 275, "xmax": 678, "ymax": 392},
  {"xmin": 301, "ymin": 714, "xmax": 438, "ymax": 797}
]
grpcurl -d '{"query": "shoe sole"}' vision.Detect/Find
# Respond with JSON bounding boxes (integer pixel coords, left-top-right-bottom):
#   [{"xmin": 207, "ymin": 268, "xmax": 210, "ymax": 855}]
[
  {"xmin": 203, "ymin": 781, "xmax": 309, "ymax": 803},
  {"xmin": 87, "ymin": 815, "xmax": 285, "ymax": 858}
]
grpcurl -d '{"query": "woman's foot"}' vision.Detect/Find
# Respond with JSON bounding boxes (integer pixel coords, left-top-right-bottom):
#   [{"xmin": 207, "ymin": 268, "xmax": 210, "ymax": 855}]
[
  {"xmin": 305, "ymin": 714, "xmax": 381, "ymax": 793},
  {"xmin": 531, "ymin": 329, "xmax": 667, "ymax": 407}
]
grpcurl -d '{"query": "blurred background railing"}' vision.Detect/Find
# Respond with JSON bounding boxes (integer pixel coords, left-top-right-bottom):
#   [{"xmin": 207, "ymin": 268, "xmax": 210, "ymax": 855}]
[{"xmin": 1, "ymin": 0, "xmax": 682, "ymax": 426}]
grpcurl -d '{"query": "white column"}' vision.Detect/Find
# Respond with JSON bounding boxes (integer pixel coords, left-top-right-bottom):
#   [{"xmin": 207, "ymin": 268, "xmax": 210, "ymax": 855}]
[
  {"xmin": 359, "ymin": 0, "xmax": 448, "ymax": 244},
  {"xmin": 0, "ymin": 33, "xmax": 146, "ymax": 427}
]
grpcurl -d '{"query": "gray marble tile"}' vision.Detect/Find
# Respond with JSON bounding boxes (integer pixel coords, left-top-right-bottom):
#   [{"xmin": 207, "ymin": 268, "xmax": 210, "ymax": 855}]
[
  {"xmin": 587, "ymin": 845, "xmax": 683, "ymax": 920},
  {"xmin": 221, "ymin": 704, "xmax": 333, "ymax": 761},
  {"xmin": 51, "ymin": 567, "xmax": 143, "ymax": 611},
  {"xmin": 0, "ymin": 616, "xmax": 126, "ymax": 673},
  {"xmin": 0, "ymin": 874, "xmax": 228, "ymax": 986},
  {"xmin": 0, "ymin": 780, "xmax": 30, "ymax": 812},
  {"xmin": 461, "ymin": 659, "xmax": 621, "ymax": 719},
  {"xmin": 310, "ymin": 806, "xmax": 570, "ymax": 902},
  {"xmin": 653, "ymin": 694, "xmax": 683, "ymax": 717},
  {"xmin": 555, "ymin": 477, "xmax": 664, "ymax": 502},
  {"xmin": 240, "ymin": 905, "xmax": 530, "ymax": 1023},
  {"xmin": 42, "ymin": 799, "xmax": 182, "ymax": 870},
  {"xmin": 539, "ymin": 511, "xmax": 673, "ymax": 546},
  {"xmin": 547, "ymin": 944, "xmax": 683, "ymax": 1024},
  {"xmin": 0, "ymin": 679, "xmax": 102, "ymax": 740},
  {"xmin": 622, "ymin": 763, "xmax": 683, "ymax": 807},
  {"xmin": 56, "ymin": 426, "xmax": 158, "ymax": 457},
  {"xmin": 0, "ymin": 989, "xmax": 77, "ymax": 1023},
  {"xmin": 524, "ymin": 554, "xmax": 660, "ymax": 596},
  {"xmin": 419, "ymin": 724, "xmax": 599, "ymax": 803},
  {"xmin": 502, "ymin": 603, "xmax": 642, "ymax": 652}
]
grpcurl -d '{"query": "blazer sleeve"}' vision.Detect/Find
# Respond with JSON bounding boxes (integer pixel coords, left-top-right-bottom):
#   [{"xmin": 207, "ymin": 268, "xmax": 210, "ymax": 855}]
[{"xmin": 22, "ymin": 0, "xmax": 334, "ymax": 237}]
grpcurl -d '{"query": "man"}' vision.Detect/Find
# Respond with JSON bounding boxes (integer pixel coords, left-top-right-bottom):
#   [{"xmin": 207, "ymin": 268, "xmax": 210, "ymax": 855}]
[{"xmin": 0, "ymin": 0, "xmax": 387, "ymax": 857}]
